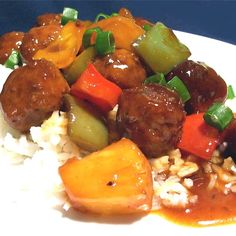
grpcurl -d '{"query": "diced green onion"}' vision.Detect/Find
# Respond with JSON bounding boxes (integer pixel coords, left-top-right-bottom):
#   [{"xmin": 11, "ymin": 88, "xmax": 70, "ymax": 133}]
[
  {"xmin": 94, "ymin": 12, "xmax": 118, "ymax": 22},
  {"xmin": 4, "ymin": 50, "xmax": 22, "ymax": 69},
  {"xmin": 227, "ymin": 85, "xmax": 235, "ymax": 100},
  {"xmin": 111, "ymin": 13, "xmax": 119, "ymax": 17},
  {"xmin": 82, "ymin": 27, "xmax": 102, "ymax": 49},
  {"xmin": 94, "ymin": 13, "xmax": 110, "ymax": 22},
  {"xmin": 143, "ymin": 24, "xmax": 152, "ymax": 31},
  {"xmin": 144, "ymin": 73, "xmax": 166, "ymax": 85},
  {"xmin": 82, "ymin": 28, "xmax": 115, "ymax": 56},
  {"xmin": 95, "ymin": 31, "xmax": 115, "ymax": 56},
  {"xmin": 167, "ymin": 76, "xmax": 191, "ymax": 103},
  {"xmin": 61, "ymin": 7, "xmax": 78, "ymax": 25},
  {"xmin": 203, "ymin": 103, "xmax": 234, "ymax": 131}
]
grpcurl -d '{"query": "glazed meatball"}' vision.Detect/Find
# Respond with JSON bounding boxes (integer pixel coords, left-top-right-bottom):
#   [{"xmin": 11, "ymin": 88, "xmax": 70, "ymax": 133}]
[
  {"xmin": 166, "ymin": 60, "xmax": 227, "ymax": 114},
  {"xmin": 93, "ymin": 49, "xmax": 147, "ymax": 89},
  {"xmin": 0, "ymin": 31, "xmax": 24, "ymax": 64},
  {"xmin": 118, "ymin": 8, "xmax": 153, "ymax": 29},
  {"xmin": 116, "ymin": 84, "xmax": 185, "ymax": 157},
  {"xmin": 222, "ymin": 119, "xmax": 236, "ymax": 160},
  {"xmin": 118, "ymin": 7, "xmax": 134, "ymax": 19},
  {"xmin": 36, "ymin": 13, "xmax": 62, "ymax": 26},
  {"xmin": 20, "ymin": 24, "xmax": 61, "ymax": 63},
  {"xmin": 0, "ymin": 59, "xmax": 69, "ymax": 132}
]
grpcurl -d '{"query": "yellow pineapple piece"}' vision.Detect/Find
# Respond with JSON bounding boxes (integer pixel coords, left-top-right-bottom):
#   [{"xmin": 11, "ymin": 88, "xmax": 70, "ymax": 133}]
[{"xmin": 59, "ymin": 138, "xmax": 153, "ymax": 215}]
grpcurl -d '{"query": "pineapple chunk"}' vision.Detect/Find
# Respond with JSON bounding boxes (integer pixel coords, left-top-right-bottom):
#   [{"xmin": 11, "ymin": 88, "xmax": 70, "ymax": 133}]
[{"xmin": 59, "ymin": 138, "xmax": 153, "ymax": 215}]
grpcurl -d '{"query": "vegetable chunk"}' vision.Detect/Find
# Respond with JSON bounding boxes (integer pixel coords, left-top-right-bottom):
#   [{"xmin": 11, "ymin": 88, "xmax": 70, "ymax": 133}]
[
  {"xmin": 178, "ymin": 113, "xmax": 220, "ymax": 159},
  {"xmin": 64, "ymin": 94, "xmax": 108, "ymax": 152},
  {"xmin": 59, "ymin": 138, "xmax": 153, "ymax": 215},
  {"xmin": 134, "ymin": 22, "xmax": 191, "ymax": 74}
]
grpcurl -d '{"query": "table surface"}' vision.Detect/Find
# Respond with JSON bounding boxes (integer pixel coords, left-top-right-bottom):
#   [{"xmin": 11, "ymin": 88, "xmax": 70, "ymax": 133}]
[{"xmin": 0, "ymin": 0, "xmax": 235, "ymax": 45}]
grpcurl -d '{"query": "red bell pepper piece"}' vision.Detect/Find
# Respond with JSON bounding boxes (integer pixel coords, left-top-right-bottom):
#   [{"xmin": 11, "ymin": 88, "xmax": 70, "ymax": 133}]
[
  {"xmin": 178, "ymin": 113, "xmax": 221, "ymax": 160},
  {"xmin": 71, "ymin": 63, "xmax": 122, "ymax": 112}
]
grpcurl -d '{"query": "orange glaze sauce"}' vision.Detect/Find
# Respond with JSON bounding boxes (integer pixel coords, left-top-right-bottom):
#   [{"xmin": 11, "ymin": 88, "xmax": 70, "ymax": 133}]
[{"xmin": 153, "ymin": 172, "xmax": 236, "ymax": 227}]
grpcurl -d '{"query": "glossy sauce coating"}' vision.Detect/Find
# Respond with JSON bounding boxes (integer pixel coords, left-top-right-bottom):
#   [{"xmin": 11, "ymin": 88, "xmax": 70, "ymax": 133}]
[
  {"xmin": 117, "ymin": 84, "xmax": 185, "ymax": 157},
  {"xmin": 0, "ymin": 59, "xmax": 69, "ymax": 132},
  {"xmin": 222, "ymin": 119, "xmax": 236, "ymax": 159},
  {"xmin": 36, "ymin": 13, "xmax": 62, "ymax": 26},
  {"xmin": 118, "ymin": 7, "xmax": 154, "ymax": 28},
  {"xmin": 157, "ymin": 171, "xmax": 236, "ymax": 226},
  {"xmin": 134, "ymin": 17, "xmax": 154, "ymax": 29},
  {"xmin": 93, "ymin": 49, "xmax": 147, "ymax": 89},
  {"xmin": 20, "ymin": 24, "xmax": 61, "ymax": 63},
  {"xmin": 0, "ymin": 31, "xmax": 24, "ymax": 64},
  {"xmin": 166, "ymin": 60, "xmax": 227, "ymax": 114}
]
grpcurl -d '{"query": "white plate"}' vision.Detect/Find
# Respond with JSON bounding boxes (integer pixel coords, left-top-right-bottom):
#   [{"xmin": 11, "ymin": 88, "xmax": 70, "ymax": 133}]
[{"xmin": 0, "ymin": 32, "xmax": 236, "ymax": 236}]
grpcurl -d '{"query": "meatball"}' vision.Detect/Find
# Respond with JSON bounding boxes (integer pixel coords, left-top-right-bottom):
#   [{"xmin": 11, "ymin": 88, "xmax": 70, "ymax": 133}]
[
  {"xmin": 222, "ymin": 119, "xmax": 236, "ymax": 160},
  {"xmin": 36, "ymin": 13, "xmax": 62, "ymax": 26},
  {"xmin": 166, "ymin": 60, "xmax": 227, "ymax": 114},
  {"xmin": 118, "ymin": 7, "xmax": 134, "ymax": 19},
  {"xmin": 93, "ymin": 49, "xmax": 147, "ymax": 89},
  {"xmin": 0, "ymin": 31, "xmax": 24, "ymax": 64},
  {"xmin": 0, "ymin": 59, "xmax": 69, "ymax": 132},
  {"xmin": 20, "ymin": 24, "xmax": 61, "ymax": 63},
  {"xmin": 116, "ymin": 84, "xmax": 185, "ymax": 157}
]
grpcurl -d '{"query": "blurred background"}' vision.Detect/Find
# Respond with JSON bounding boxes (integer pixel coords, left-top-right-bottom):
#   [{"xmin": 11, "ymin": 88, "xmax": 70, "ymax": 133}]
[{"xmin": 0, "ymin": 0, "xmax": 235, "ymax": 44}]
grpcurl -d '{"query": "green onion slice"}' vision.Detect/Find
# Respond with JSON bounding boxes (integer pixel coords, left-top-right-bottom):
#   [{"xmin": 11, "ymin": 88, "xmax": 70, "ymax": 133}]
[
  {"xmin": 167, "ymin": 76, "xmax": 191, "ymax": 103},
  {"xmin": 227, "ymin": 85, "xmax": 235, "ymax": 100},
  {"xmin": 94, "ymin": 13, "xmax": 110, "ymax": 22},
  {"xmin": 111, "ymin": 13, "xmax": 119, "ymax": 17},
  {"xmin": 144, "ymin": 73, "xmax": 166, "ymax": 85},
  {"xmin": 82, "ymin": 27, "xmax": 102, "ymax": 49},
  {"xmin": 143, "ymin": 24, "xmax": 152, "ymax": 31},
  {"xmin": 95, "ymin": 31, "xmax": 115, "ymax": 56},
  {"xmin": 61, "ymin": 7, "xmax": 78, "ymax": 25},
  {"xmin": 203, "ymin": 103, "xmax": 234, "ymax": 131},
  {"xmin": 4, "ymin": 50, "xmax": 22, "ymax": 69},
  {"xmin": 94, "ymin": 12, "xmax": 118, "ymax": 22}
]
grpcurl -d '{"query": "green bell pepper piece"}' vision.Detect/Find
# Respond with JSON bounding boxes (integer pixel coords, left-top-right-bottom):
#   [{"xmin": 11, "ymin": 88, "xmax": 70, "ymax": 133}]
[
  {"xmin": 134, "ymin": 22, "xmax": 191, "ymax": 74},
  {"xmin": 63, "ymin": 47, "xmax": 96, "ymax": 85},
  {"xmin": 64, "ymin": 94, "xmax": 108, "ymax": 152}
]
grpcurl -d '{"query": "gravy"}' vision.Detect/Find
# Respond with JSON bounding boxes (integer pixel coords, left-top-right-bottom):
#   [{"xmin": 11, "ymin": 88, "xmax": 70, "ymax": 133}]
[{"xmin": 155, "ymin": 173, "xmax": 236, "ymax": 227}]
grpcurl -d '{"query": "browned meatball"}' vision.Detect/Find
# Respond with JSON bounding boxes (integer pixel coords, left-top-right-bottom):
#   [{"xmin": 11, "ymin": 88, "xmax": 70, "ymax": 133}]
[
  {"xmin": 222, "ymin": 119, "xmax": 236, "ymax": 160},
  {"xmin": 118, "ymin": 8, "xmax": 134, "ymax": 19},
  {"xmin": 118, "ymin": 8, "xmax": 153, "ymax": 29},
  {"xmin": 116, "ymin": 84, "xmax": 185, "ymax": 157},
  {"xmin": 93, "ymin": 49, "xmax": 147, "ymax": 89},
  {"xmin": 0, "ymin": 31, "xmax": 24, "ymax": 64},
  {"xmin": 0, "ymin": 59, "xmax": 69, "ymax": 132},
  {"xmin": 36, "ymin": 13, "xmax": 62, "ymax": 26},
  {"xmin": 20, "ymin": 24, "xmax": 61, "ymax": 63},
  {"xmin": 166, "ymin": 60, "xmax": 227, "ymax": 114}
]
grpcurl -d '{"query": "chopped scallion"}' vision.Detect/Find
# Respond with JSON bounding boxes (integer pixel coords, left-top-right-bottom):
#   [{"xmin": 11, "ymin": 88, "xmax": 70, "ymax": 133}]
[
  {"xmin": 95, "ymin": 31, "xmax": 115, "ymax": 56},
  {"xmin": 94, "ymin": 12, "xmax": 119, "ymax": 22},
  {"xmin": 227, "ymin": 85, "xmax": 235, "ymax": 100},
  {"xmin": 144, "ymin": 73, "xmax": 166, "ymax": 85},
  {"xmin": 143, "ymin": 24, "xmax": 152, "ymax": 31},
  {"xmin": 167, "ymin": 76, "xmax": 191, "ymax": 103},
  {"xmin": 4, "ymin": 50, "xmax": 22, "ymax": 69},
  {"xmin": 94, "ymin": 13, "xmax": 110, "ymax": 22},
  {"xmin": 203, "ymin": 103, "xmax": 234, "ymax": 131},
  {"xmin": 61, "ymin": 7, "xmax": 78, "ymax": 25},
  {"xmin": 82, "ymin": 27, "xmax": 102, "ymax": 49},
  {"xmin": 111, "ymin": 13, "xmax": 119, "ymax": 17}
]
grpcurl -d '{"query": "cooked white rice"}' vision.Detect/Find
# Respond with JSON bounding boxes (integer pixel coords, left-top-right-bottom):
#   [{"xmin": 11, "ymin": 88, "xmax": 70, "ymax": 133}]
[
  {"xmin": 0, "ymin": 64, "xmax": 82, "ymax": 208},
  {"xmin": 0, "ymin": 107, "xmax": 81, "ymax": 206}
]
